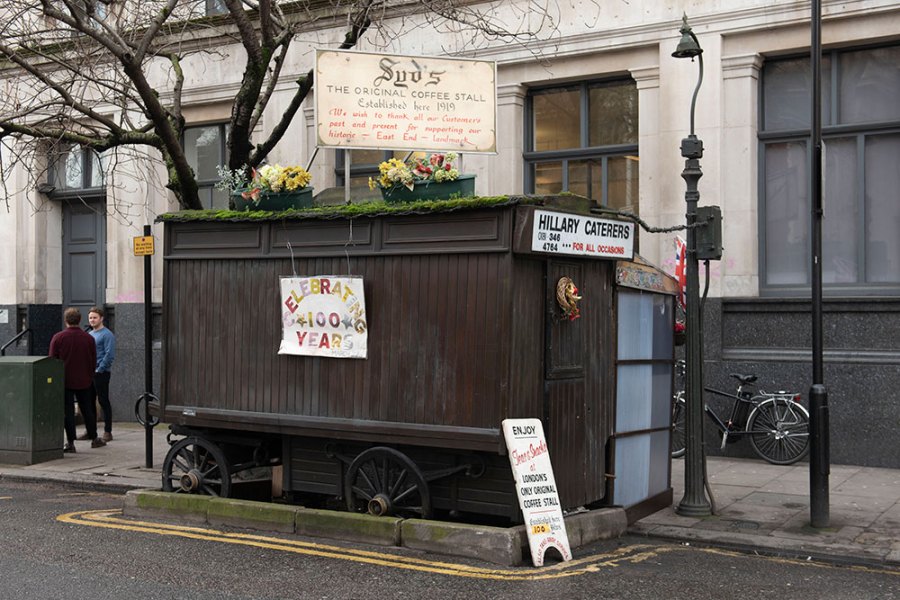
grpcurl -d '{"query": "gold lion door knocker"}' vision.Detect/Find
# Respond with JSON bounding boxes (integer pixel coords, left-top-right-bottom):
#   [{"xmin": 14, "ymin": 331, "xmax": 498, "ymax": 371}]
[{"xmin": 556, "ymin": 277, "xmax": 582, "ymax": 321}]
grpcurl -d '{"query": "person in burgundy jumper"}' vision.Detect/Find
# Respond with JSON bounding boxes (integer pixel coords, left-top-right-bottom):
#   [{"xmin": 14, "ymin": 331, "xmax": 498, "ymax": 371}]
[{"xmin": 49, "ymin": 307, "xmax": 107, "ymax": 453}]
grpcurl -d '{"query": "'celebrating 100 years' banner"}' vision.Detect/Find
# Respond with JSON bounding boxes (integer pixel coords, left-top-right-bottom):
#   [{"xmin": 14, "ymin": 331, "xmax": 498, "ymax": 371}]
[
  {"xmin": 279, "ymin": 276, "xmax": 368, "ymax": 359},
  {"xmin": 315, "ymin": 49, "xmax": 496, "ymax": 153}
]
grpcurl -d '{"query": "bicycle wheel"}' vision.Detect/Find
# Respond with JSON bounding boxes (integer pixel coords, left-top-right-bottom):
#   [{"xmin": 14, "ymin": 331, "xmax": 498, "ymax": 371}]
[
  {"xmin": 671, "ymin": 393, "xmax": 686, "ymax": 458},
  {"xmin": 747, "ymin": 398, "xmax": 810, "ymax": 465}
]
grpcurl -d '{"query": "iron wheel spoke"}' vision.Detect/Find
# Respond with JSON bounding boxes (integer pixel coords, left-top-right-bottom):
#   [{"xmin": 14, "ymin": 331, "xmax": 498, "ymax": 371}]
[
  {"xmin": 393, "ymin": 484, "xmax": 419, "ymax": 504},
  {"xmin": 162, "ymin": 437, "xmax": 232, "ymax": 497},
  {"xmin": 344, "ymin": 447, "xmax": 431, "ymax": 518},
  {"xmin": 351, "ymin": 485, "xmax": 374, "ymax": 501}
]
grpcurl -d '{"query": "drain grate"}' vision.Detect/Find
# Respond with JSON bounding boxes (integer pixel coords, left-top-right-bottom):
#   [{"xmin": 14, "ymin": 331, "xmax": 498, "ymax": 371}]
[{"xmin": 728, "ymin": 520, "xmax": 761, "ymax": 531}]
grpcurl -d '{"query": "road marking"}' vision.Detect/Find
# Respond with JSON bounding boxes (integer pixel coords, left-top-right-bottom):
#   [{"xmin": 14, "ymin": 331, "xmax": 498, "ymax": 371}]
[
  {"xmin": 58, "ymin": 509, "xmax": 667, "ymax": 580},
  {"xmin": 0, "ymin": 496, "xmax": 11, "ymax": 500},
  {"xmin": 58, "ymin": 509, "xmax": 900, "ymax": 580}
]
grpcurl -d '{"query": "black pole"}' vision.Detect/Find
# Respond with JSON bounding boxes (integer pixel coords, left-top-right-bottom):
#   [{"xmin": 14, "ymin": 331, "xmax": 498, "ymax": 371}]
[
  {"xmin": 676, "ymin": 134, "xmax": 711, "ymax": 517},
  {"xmin": 809, "ymin": 0, "xmax": 830, "ymax": 528},
  {"xmin": 673, "ymin": 18, "xmax": 711, "ymax": 517},
  {"xmin": 144, "ymin": 224, "xmax": 154, "ymax": 469}
]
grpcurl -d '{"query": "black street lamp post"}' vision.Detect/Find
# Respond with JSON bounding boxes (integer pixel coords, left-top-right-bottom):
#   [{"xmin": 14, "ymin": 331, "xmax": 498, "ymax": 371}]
[
  {"xmin": 672, "ymin": 15, "xmax": 712, "ymax": 517},
  {"xmin": 809, "ymin": 0, "xmax": 830, "ymax": 529}
]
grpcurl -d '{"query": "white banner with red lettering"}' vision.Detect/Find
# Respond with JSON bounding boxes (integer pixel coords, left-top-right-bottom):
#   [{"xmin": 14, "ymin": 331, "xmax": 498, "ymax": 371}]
[
  {"xmin": 502, "ymin": 418, "xmax": 572, "ymax": 567},
  {"xmin": 279, "ymin": 276, "xmax": 368, "ymax": 359}
]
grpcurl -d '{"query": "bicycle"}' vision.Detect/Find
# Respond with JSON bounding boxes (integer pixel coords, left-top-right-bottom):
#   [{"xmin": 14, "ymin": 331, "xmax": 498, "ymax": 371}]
[{"xmin": 671, "ymin": 360, "xmax": 810, "ymax": 465}]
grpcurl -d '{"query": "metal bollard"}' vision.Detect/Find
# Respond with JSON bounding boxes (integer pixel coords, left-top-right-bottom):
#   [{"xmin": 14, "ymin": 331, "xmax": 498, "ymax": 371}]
[{"xmin": 809, "ymin": 383, "xmax": 830, "ymax": 528}]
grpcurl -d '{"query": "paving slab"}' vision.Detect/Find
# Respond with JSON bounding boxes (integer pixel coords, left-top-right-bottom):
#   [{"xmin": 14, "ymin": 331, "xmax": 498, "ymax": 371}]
[{"xmin": 638, "ymin": 457, "xmax": 900, "ymax": 567}]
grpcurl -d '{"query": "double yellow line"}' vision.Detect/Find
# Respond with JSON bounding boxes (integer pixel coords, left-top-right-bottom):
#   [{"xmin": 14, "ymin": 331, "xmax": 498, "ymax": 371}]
[
  {"xmin": 57, "ymin": 509, "xmax": 666, "ymax": 581},
  {"xmin": 58, "ymin": 509, "xmax": 900, "ymax": 581}
]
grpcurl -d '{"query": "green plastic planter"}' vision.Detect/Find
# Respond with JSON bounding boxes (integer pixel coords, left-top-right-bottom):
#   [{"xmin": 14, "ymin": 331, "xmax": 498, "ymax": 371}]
[
  {"xmin": 233, "ymin": 187, "xmax": 314, "ymax": 211},
  {"xmin": 380, "ymin": 175, "xmax": 475, "ymax": 204}
]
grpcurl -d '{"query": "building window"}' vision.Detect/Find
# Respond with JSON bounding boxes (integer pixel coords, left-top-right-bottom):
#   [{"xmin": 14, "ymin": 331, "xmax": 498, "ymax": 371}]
[
  {"xmin": 335, "ymin": 149, "xmax": 439, "ymax": 187},
  {"xmin": 48, "ymin": 145, "xmax": 105, "ymax": 193},
  {"xmin": 336, "ymin": 150, "xmax": 392, "ymax": 187},
  {"xmin": 525, "ymin": 79, "xmax": 639, "ymax": 213},
  {"xmin": 184, "ymin": 123, "xmax": 229, "ymax": 209},
  {"xmin": 760, "ymin": 45, "xmax": 900, "ymax": 294},
  {"xmin": 205, "ymin": 0, "xmax": 227, "ymax": 16}
]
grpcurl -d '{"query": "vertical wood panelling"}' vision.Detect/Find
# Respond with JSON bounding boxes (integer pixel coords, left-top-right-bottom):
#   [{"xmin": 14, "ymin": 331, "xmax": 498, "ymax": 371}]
[
  {"xmin": 413, "ymin": 255, "xmax": 426, "ymax": 424},
  {"xmin": 166, "ymin": 252, "xmax": 512, "ymax": 428},
  {"xmin": 473, "ymin": 254, "xmax": 488, "ymax": 427},
  {"xmin": 160, "ymin": 250, "xmax": 513, "ymax": 430},
  {"xmin": 507, "ymin": 257, "xmax": 543, "ymax": 420},
  {"xmin": 542, "ymin": 259, "xmax": 614, "ymax": 508},
  {"xmin": 360, "ymin": 257, "xmax": 376, "ymax": 420},
  {"xmin": 546, "ymin": 380, "xmax": 584, "ymax": 507},
  {"xmin": 547, "ymin": 261, "xmax": 585, "ymax": 378},
  {"xmin": 237, "ymin": 259, "xmax": 251, "ymax": 412},
  {"xmin": 435, "ymin": 253, "xmax": 451, "ymax": 425},
  {"xmin": 161, "ymin": 208, "xmax": 620, "ymax": 514}
]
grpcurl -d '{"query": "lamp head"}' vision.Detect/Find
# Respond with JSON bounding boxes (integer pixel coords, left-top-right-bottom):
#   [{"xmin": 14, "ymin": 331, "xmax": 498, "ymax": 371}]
[{"xmin": 672, "ymin": 14, "xmax": 703, "ymax": 59}]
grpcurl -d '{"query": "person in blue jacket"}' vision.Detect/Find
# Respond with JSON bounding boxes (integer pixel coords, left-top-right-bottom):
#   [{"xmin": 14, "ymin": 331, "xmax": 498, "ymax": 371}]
[{"xmin": 82, "ymin": 306, "xmax": 116, "ymax": 442}]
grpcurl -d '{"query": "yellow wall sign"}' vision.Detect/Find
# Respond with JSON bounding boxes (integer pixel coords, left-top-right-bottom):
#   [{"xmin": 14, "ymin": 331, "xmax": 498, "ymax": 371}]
[{"xmin": 133, "ymin": 236, "xmax": 155, "ymax": 256}]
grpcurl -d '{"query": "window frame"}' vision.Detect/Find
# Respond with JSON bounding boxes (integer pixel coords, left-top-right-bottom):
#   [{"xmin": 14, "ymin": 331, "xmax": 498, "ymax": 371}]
[
  {"xmin": 183, "ymin": 122, "xmax": 229, "ymax": 209},
  {"xmin": 523, "ymin": 78, "xmax": 639, "ymax": 210},
  {"xmin": 335, "ymin": 149, "xmax": 443, "ymax": 188},
  {"xmin": 759, "ymin": 43, "xmax": 900, "ymax": 297},
  {"xmin": 47, "ymin": 145, "xmax": 105, "ymax": 197},
  {"xmin": 205, "ymin": 0, "xmax": 228, "ymax": 16},
  {"xmin": 335, "ymin": 150, "xmax": 395, "ymax": 187}
]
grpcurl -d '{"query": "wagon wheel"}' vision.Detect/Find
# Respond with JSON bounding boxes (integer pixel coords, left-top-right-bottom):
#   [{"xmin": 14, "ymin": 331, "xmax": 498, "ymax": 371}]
[
  {"xmin": 162, "ymin": 436, "xmax": 232, "ymax": 498},
  {"xmin": 344, "ymin": 447, "xmax": 431, "ymax": 519}
]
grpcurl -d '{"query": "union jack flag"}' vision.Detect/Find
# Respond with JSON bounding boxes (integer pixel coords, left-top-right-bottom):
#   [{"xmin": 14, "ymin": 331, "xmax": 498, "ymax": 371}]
[{"xmin": 674, "ymin": 236, "xmax": 687, "ymax": 310}]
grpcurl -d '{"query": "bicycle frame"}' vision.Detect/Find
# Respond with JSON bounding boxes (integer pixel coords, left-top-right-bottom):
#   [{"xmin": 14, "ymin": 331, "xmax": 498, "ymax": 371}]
[
  {"xmin": 702, "ymin": 386, "xmax": 757, "ymax": 449},
  {"xmin": 671, "ymin": 362, "xmax": 810, "ymax": 464}
]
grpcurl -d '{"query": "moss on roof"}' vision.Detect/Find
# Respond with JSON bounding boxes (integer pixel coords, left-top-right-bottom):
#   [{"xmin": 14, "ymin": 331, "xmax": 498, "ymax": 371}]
[{"xmin": 157, "ymin": 195, "xmax": 549, "ymax": 223}]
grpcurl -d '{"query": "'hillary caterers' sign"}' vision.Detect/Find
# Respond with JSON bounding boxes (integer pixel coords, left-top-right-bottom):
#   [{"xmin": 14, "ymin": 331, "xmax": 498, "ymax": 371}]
[
  {"xmin": 279, "ymin": 276, "xmax": 368, "ymax": 359},
  {"xmin": 502, "ymin": 418, "xmax": 572, "ymax": 567},
  {"xmin": 531, "ymin": 209, "xmax": 635, "ymax": 260}
]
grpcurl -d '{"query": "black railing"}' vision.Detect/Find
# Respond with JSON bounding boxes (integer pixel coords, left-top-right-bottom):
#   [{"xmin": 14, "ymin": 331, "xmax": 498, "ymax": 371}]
[{"xmin": 1, "ymin": 328, "xmax": 32, "ymax": 356}]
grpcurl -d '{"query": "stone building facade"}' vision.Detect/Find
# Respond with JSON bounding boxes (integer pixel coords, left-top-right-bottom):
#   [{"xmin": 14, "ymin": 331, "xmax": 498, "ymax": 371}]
[{"xmin": 1, "ymin": 0, "xmax": 898, "ymax": 466}]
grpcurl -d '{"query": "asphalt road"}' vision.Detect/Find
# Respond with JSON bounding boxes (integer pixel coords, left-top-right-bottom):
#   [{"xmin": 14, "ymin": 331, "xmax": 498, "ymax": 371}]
[{"xmin": 1, "ymin": 479, "xmax": 898, "ymax": 599}]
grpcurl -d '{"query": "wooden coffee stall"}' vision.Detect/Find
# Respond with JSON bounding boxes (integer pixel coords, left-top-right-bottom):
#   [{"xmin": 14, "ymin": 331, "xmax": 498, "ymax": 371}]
[{"xmin": 156, "ymin": 195, "xmax": 676, "ymax": 523}]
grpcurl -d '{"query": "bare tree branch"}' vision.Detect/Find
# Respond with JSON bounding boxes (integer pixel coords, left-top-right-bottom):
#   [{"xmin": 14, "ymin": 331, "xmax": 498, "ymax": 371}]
[{"xmin": 1, "ymin": 0, "xmax": 572, "ymax": 211}]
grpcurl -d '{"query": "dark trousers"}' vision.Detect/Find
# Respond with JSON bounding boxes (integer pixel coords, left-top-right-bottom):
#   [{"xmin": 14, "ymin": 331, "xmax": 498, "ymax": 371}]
[
  {"xmin": 64, "ymin": 387, "xmax": 97, "ymax": 444},
  {"xmin": 93, "ymin": 371, "xmax": 112, "ymax": 433}
]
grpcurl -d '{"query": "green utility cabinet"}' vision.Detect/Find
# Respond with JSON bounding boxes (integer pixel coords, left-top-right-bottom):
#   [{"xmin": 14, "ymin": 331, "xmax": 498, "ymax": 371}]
[{"xmin": 0, "ymin": 357, "xmax": 64, "ymax": 465}]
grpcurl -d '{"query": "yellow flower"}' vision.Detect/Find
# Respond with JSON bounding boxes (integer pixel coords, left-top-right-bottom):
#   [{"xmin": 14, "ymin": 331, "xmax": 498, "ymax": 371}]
[{"xmin": 371, "ymin": 154, "xmax": 459, "ymax": 191}]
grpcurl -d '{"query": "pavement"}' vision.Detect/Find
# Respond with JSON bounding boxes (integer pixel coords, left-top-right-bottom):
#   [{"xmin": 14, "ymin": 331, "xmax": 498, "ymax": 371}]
[
  {"xmin": 0, "ymin": 422, "xmax": 167, "ymax": 492},
  {"xmin": 632, "ymin": 456, "xmax": 900, "ymax": 567},
  {"xmin": 1, "ymin": 422, "xmax": 899, "ymax": 567}
]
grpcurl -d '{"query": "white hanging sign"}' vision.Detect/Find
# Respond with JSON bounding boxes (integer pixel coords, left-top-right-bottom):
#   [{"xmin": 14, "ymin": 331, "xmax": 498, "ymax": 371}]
[
  {"xmin": 531, "ymin": 209, "xmax": 635, "ymax": 260},
  {"xmin": 502, "ymin": 418, "xmax": 572, "ymax": 567},
  {"xmin": 279, "ymin": 276, "xmax": 368, "ymax": 359},
  {"xmin": 315, "ymin": 49, "xmax": 497, "ymax": 153}
]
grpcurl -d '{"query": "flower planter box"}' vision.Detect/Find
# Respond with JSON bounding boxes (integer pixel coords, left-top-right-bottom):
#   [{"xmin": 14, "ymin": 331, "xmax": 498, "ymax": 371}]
[
  {"xmin": 232, "ymin": 188, "xmax": 314, "ymax": 211},
  {"xmin": 380, "ymin": 175, "xmax": 475, "ymax": 204}
]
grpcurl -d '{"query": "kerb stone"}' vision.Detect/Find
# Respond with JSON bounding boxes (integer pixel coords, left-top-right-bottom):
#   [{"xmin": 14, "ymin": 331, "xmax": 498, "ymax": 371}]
[
  {"xmin": 564, "ymin": 507, "xmax": 628, "ymax": 547},
  {"xmin": 208, "ymin": 498, "xmax": 298, "ymax": 533},
  {"xmin": 123, "ymin": 489, "xmax": 210, "ymax": 525},
  {"xmin": 401, "ymin": 519, "xmax": 524, "ymax": 566},
  {"xmin": 295, "ymin": 508, "xmax": 401, "ymax": 546}
]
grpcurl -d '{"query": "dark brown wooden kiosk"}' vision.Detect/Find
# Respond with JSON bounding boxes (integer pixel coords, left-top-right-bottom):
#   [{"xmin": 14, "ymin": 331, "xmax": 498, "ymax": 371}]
[{"xmin": 157, "ymin": 195, "xmax": 675, "ymax": 523}]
